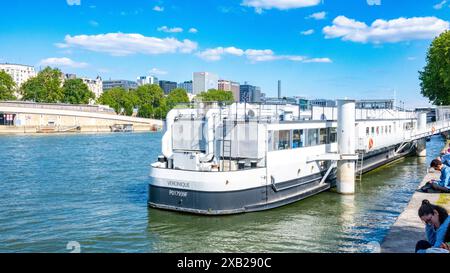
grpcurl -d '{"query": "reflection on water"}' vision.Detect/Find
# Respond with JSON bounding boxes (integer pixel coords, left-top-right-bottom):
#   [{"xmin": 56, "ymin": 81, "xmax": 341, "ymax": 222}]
[{"xmin": 0, "ymin": 132, "xmax": 444, "ymax": 253}]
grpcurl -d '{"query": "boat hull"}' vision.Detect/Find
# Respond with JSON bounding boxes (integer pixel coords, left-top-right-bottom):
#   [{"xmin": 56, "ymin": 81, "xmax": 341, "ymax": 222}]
[{"xmin": 148, "ymin": 171, "xmax": 330, "ymax": 215}]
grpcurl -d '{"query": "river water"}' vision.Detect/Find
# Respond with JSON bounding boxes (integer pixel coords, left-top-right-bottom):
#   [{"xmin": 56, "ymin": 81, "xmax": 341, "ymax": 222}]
[{"xmin": 0, "ymin": 132, "xmax": 443, "ymax": 253}]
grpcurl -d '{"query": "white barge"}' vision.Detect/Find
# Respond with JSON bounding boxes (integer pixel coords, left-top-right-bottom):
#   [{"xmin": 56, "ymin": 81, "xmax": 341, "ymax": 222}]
[{"xmin": 149, "ymin": 100, "xmax": 433, "ymax": 215}]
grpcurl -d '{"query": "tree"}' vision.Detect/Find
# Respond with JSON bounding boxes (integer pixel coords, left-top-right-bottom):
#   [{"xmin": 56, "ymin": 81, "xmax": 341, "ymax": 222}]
[
  {"xmin": 420, "ymin": 30, "xmax": 450, "ymax": 105},
  {"xmin": 62, "ymin": 79, "xmax": 95, "ymax": 104},
  {"xmin": 167, "ymin": 88, "xmax": 190, "ymax": 109},
  {"xmin": 134, "ymin": 84, "xmax": 165, "ymax": 118},
  {"xmin": 21, "ymin": 67, "xmax": 64, "ymax": 103},
  {"xmin": 97, "ymin": 87, "xmax": 134, "ymax": 115},
  {"xmin": 195, "ymin": 89, "xmax": 234, "ymax": 103},
  {"xmin": 0, "ymin": 71, "xmax": 16, "ymax": 101}
]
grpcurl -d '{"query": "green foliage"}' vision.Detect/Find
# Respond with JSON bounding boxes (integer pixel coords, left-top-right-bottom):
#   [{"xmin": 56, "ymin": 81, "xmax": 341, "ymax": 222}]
[
  {"xmin": 0, "ymin": 70, "xmax": 16, "ymax": 101},
  {"xmin": 98, "ymin": 84, "xmax": 190, "ymax": 120},
  {"xmin": 97, "ymin": 87, "xmax": 134, "ymax": 115},
  {"xmin": 167, "ymin": 88, "xmax": 190, "ymax": 109},
  {"xmin": 134, "ymin": 84, "xmax": 168, "ymax": 119},
  {"xmin": 62, "ymin": 79, "xmax": 95, "ymax": 104},
  {"xmin": 420, "ymin": 30, "xmax": 450, "ymax": 105},
  {"xmin": 21, "ymin": 67, "xmax": 64, "ymax": 103},
  {"xmin": 195, "ymin": 89, "xmax": 234, "ymax": 103}
]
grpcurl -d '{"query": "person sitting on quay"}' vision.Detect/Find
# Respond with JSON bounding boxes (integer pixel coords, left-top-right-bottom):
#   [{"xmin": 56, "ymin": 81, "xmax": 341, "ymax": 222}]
[
  {"xmin": 416, "ymin": 199, "xmax": 450, "ymax": 253},
  {"xmin": 423, "ymin": 220, "xmax": 450, "ymax": 253},
  {"xmin": 426, "ymin": 159, "xmax": 450, "ymax": 193}
]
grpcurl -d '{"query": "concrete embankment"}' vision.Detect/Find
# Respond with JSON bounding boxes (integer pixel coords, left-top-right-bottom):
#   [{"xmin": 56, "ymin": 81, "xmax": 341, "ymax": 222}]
[{"xmin": 381, "ymin": 143, "xmax": 450, "ymax": 253}]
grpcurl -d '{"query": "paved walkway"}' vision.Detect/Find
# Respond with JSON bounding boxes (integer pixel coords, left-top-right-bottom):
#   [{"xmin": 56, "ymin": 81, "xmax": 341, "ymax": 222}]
[{"xmin": 381, "ymin": 147, "xmax": 450, "ymax": 253}]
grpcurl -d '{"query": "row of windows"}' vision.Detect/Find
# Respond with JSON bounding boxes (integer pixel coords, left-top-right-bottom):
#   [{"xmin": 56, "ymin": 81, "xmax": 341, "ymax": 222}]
[
  {"xmin": 365, "ymin": 125, "xmax": 393, "ymax": 136},
  {"xmin": 269, "ymin": 128, "xmax": 337, "ymax": 151}
]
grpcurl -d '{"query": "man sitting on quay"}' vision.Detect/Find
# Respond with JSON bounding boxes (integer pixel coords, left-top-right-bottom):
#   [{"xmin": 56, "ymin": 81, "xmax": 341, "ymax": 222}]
[{"xmin": 426, "ymin": 159, "xmax": 450, "ymax": 193}]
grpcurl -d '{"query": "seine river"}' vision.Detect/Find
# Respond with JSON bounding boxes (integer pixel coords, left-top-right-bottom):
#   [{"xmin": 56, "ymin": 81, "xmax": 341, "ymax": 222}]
[{"xmin": 0, "ymin": 132, "xmax": 443, "ymax": 253}]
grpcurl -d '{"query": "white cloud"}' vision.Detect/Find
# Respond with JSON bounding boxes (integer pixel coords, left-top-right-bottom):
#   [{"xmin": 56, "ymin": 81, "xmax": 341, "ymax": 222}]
[
  {"xmin": 367, "ymin": 0, "xmax": 381, "ymax": 6},
  {"xmin": 66, "ymin": 0, "xmax": 80, "ymax": 6},
  {"xmin": 301, "ymin": 29, "xmax": 315, "ymax": 35},
  {"xmin": 433, "ymin": 0, "xmax": 447, "ymax": 9},
  {"xmin": 157, "ymin": 26, "xmax": 183, "ymax": 33},
  {"xmin": 153, "ymin": 6, "xmax": 164, "ymax": 12},
  {"xmin": 323, "ymin": 16, "xmax": 449, "ymax": 43},
  {"xmin": 58, "ymin": 33, "xmax": 198, "ymax": 56},
  {"xmin": 306, "ymin": 11, "xmax": 326, "ymax": 20},
  {"xmin": 302, "ymin": 57, "xmax": 332, "ymax": 63},
  {"xmin": 149, "ymin": 68, "xmax": 168, "ymax": 75},
  {"xmin": 197, "ymin": 46, "xmax": 331, "ymax": 63},
  {"xmin": 407, "ymin": 56, "xmax": 417, "ymax": 61},
  {"xmin": 197, "ymin": 47, "xmax": 245, "ymax": 61},
  {"xmin": 40, "ymin": 57, "xmax": 88, "ymax": 68},
  {"xmin": 242, "ymin": 0, "xmax": 321, "ymax": 12},
  {"xmin": 188, "ymin": 28, "xmax": 198, "ymax": 34}
]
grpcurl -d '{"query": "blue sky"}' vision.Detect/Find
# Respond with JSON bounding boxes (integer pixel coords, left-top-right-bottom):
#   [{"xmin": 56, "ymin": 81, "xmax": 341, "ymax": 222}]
[{"xmin": 1, "ymin": 0, "xmax": 450, "ymax": 107}]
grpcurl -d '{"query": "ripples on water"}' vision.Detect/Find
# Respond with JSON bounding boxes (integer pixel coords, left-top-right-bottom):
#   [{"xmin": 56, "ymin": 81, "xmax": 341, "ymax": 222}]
[{"xmin": 0, "ymin": 133, "xmax": 444, "ymax": 253}]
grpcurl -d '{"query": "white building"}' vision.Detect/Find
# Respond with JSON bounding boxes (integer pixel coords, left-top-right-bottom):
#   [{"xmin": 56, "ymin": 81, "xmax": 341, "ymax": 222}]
[
  {"xmin": 137, "ymin": 76, "xmax": 159, "ymax": 86},
  {"xmin": 0, "ymin": 63, "xmax": 37, "ymax": 89},
  {"xmin": 81, "ymin": 76, "xmax": 103, "ymax": 100},
  {"xmin": 193, "ymin": 72, "xmax": 218, "ymax": 95}
]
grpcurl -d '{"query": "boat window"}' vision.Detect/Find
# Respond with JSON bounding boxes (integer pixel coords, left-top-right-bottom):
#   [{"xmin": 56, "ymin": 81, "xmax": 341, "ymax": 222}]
[
  {"xmin": 329, "ymin": 128, "xmax": 337, "ymax": 143},
  {"xmin": 366, "ymin": 127, "xmax": 369, "ymax": 136},
  {"xmin": 277, "ymin": 130, "xmax": 291, "ymax": 150},
  {"xmin": 381, "ymin": 126, "xmax": 384, "ymax": 134},
  {"xmin": 307, "ymin": 129, "xmax": 319, "ymax": 146},
  {"xmin": 371, "ymin": 127, "xmax": 375, "ymax": 135},
  {"xmin": 389, "ymin": 125, "xmax": 392, "ymax": 134},
  {"xmin": 376, "ymin": 126, "xmax": 379, "ymax": 135},
  {"xmin": 385, "ymin": 125, "xmax": 388, "ymax": 134},
  {"xmin": 319, "ymin": 128, "xmax": 328, "ymax": 144},
  {"xmin": 292, "ymin": 129, "xmax": 304, "ymax": 148},
  {"xmin": 268, "ymin": 130, "xmax": 274, "ymax": 151}
]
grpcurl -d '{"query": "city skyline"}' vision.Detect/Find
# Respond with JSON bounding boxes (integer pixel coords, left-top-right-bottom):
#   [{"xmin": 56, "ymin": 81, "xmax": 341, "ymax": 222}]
[{"xmin": 2, "ymin": 0, "xmax": 450, "ymax": 107}]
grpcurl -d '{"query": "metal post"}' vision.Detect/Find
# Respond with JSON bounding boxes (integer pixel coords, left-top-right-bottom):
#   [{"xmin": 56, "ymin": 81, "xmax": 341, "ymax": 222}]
[{"xmin": 337, "ymin": 99, "xmax": 356, "ymax": 194}]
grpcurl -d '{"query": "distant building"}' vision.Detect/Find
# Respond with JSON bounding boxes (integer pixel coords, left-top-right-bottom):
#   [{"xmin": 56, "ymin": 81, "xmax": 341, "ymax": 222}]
[
  {"xmin": 64, "ymin": 73, "xmax": 77, "ymax": 80},
  {"xmin": 356, "ymin": 99, "xmax": 394, "ymax": 109},
  {"xmin": 137, "ymin": 75, "xmax": 158, "ymax": 86},
  {"xmin": 62, "ymin": 74, "xmax": 103, "ymax": 103},
  {"xmin": 193, "ymin": 72, "xmax": 218, "ymax": 95},
  {"xmin": 218, "ymin": 80, "xmax": 240, "ymax": 102},
  {"xmin": 159, "ymin": 80, "xmax": 177, "ymax": 95},
  {"xmin": 103, "ymin": 80, "xmax": 138, "ymax": 91},
  {"xmin": 178, "ymin": 81, "xmax": 193, "ymax": 93},
  {"xmin": 240, "ymin": 83, "xmax": 262, "ymax": 103},
  {"xmin": 0, "ymin": 63, "xmax": 37, "ymax": 95},
  {"xmin": 81, "ymin": 76, "xmax": 103, "ymax": 100}
]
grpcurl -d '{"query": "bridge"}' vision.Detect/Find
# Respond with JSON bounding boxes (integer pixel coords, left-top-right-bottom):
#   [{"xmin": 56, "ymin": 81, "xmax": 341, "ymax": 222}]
[
  {"xmin": 0, "ymin": 101, "xmax": 163, "ymax": 133},
  {"xmin": 0, "ymin": 101, "xmax": 163, "ymax": 126}
]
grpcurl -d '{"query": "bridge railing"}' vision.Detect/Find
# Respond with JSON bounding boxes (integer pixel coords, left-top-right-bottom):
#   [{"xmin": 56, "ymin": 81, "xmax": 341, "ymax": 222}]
[{"xmin": 0, "ymin": 101, "xmax": 115, "ymax": 114}]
